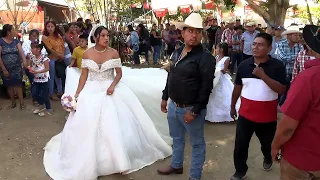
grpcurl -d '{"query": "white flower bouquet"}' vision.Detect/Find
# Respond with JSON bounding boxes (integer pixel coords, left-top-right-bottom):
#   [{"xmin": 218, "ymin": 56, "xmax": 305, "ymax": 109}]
[{"xmin": 61, "ymin": 94, "xmax": 77, "ymax": 112}]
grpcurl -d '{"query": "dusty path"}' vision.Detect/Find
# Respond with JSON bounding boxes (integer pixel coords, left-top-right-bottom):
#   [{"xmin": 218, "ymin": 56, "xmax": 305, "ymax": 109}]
[{"xmin": 0, "ymin": 99, "xmax": 279, "ymax": 180}]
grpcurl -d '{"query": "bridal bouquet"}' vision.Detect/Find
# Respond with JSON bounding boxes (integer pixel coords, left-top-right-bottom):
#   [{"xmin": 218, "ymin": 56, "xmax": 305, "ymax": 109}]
[{"xmin": 61, "ymin": 94, "xmax": 77, "ymax": 112}]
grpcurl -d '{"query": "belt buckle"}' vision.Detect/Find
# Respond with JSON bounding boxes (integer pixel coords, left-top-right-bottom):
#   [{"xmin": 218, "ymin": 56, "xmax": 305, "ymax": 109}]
[{"xmin": 174, "ymin": 102, "xmax": 185, "ymax": 108}]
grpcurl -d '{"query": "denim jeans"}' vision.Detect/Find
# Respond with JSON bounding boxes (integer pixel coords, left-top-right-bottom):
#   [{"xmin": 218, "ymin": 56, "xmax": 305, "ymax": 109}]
[
  {"xmin": 33, "ymin": 82, "xmax": 51, "ymax": 110},
  {"xmin": 55, "ymin": 61, "xmax": 66, "ymax": 93},
  {"xmin": 167, "ymin": 101, "xmax": 206, "ymax": 180},
  {"xmin": 230, "ymin": 51, "xmax": 243, "ymax": 74},
  {"xmin": 133, "ymin": 51, "xmax": 140, "ymax": 64},
  {"xmin": 160, "ymin": 41, "xmax": 166, "ymax": 59},
  {"xmin": 152, "ymin": 45, "xmax": 160, "ymax": 64},
  {"xmin": 49, "ymin": 59, "xmax": 62, "ymax": 95},
  {"xmin": 279, "ymin": 74, "xmax": 292, "ymax": 106}
]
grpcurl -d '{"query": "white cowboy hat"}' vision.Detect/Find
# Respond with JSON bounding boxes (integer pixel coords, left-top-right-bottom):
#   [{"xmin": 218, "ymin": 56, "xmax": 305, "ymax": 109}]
[
  {"xmin": 224, "ymin": 18, "xmax": 235, "ymax": 24},
  {"xmin": 282, "ymin": 25, "xmax": 301, "ymax": 36},
  {"xmin": 246, "ymin": 21, "xmax": 256, "ymax": 27},
  {"xmin": 176, "ymin": 13, "xmax": 203, "ymax": 30}
]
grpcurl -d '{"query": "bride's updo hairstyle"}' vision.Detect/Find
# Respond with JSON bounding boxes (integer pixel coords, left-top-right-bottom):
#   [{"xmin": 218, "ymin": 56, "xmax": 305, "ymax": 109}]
[{"xmin": 90, "ymin": 25, "xmax": 108, "ymax": 43}]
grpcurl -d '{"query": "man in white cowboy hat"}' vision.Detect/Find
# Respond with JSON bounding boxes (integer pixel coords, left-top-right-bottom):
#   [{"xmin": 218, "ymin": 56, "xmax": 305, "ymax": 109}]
[
  {"xmin": 276, "ymin": 24, "xmax": 304, "ymax": 106},
  {"xmin": 272, "ymin": 24, "xmax": 320, "ymax": 180},
  {"xmin": 157, "ymin": 12, "xmax": 215, "ymax": 180},
  {"xmin": 221, "ymin": 18, "xmax": 236, "ymax": 48},
  {"xmin": 205, "ymin": 15, "xmax": 219, "ymax": 51},
  {"xmin": 240, "ymin": 21, "xmax": 260, "ymax": 60}
]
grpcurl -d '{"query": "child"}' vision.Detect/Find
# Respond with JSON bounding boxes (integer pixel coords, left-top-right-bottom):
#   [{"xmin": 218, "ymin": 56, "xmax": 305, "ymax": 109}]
[
  {"xmin": 29, "ymin": 42, "xmax": 52, "ymax": 116},
  {"xmin": 205, "ymin": 42, "xmax": 240, "ymax": 123},
  {"xmin": 70, "ymin": 34, "xmax": 88, "ymax": 68},
  {"xmin": 22, "ymin": 29, "xmax": 47, "ymax": 106}
]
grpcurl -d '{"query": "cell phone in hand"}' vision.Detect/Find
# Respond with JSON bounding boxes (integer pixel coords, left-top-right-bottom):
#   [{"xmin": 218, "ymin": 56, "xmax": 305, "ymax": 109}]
[{"xmin": 276, "ymin": 152, "xmax": 282, "ymax": 161}]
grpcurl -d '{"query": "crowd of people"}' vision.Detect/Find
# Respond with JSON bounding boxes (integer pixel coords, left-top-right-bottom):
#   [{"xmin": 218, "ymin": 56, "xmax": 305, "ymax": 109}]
[
  {"xmin": 0, "ymin": 11, "xmax": 319, "ymax": 180},
  {"xmin": 0, "ymin": 18, "xmax": 93, "ymax": 112}
]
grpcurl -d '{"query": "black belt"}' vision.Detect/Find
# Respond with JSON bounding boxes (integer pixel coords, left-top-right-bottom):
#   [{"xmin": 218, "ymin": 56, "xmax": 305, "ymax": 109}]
[{"xmin": 173, "ymin": 101, "xmax": 193, "ymax": 108}]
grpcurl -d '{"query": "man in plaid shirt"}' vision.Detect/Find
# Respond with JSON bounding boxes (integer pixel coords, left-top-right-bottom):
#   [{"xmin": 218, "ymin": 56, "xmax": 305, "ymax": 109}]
[
  {"xmin": 221, "ymin": 21, "xmax": 235, "ymax": 46},
  {"xmin": 292, "ymin": 47, "xmax": 316, "ymax": 82},
  {"xmin": 277, "ymin": 39, "xmax": 303, "ymax": 77},
  {"xmin": 277, "ymin": 24, "xmax": 303, "ymax": 105}
]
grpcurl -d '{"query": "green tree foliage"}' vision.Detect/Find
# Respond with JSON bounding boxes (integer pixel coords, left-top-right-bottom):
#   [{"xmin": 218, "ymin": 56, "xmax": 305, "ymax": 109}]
[{"xmin": 296, "ymin": 6, "xmax": 320, "ymax": 24}]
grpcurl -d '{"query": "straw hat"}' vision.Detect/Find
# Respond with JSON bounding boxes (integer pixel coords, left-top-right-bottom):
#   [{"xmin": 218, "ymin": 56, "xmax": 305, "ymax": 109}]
[
  {"xmin": 281, "ymin": 25, "xmax": 301, "ymax": 36},
  {"xmin": 176, "ymin": 13, "xmax": 203, "ymax": 30},
  {"xmin": 225, "ymin": 18, "xmax": 235, "ymax": 24}
]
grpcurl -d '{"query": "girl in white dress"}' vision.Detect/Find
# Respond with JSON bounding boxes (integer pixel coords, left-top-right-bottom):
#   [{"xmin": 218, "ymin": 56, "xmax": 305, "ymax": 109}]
[
  {"xmin": 43, "ymin": 26, "xmax": 172, "ymax": 180},
  {"xmin": 205, "ymin": 42, "xmax": 240, "ymax": 123}
]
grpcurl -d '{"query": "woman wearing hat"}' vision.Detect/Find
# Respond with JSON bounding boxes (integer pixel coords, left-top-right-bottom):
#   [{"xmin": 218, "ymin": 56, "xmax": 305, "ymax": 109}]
[{"xmin": 272, "ymin": 24, "xmax": 320, "ymax": 180}]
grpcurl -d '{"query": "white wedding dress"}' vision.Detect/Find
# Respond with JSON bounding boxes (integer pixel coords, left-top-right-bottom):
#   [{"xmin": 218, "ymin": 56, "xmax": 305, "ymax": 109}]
[
  {"xmin": 43, "ymin": 58, "xmax": 172, "ymax": 180},
  {"xmin": 205, "ymin": 56, "xmax": 240, "ymax": 123}
]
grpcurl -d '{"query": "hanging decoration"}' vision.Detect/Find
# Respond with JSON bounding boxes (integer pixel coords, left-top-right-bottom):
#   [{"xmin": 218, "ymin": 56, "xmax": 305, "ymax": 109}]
[
  {"xmin": 154, "ymin": 8, "xmax": 167, "ymax": 17},
  {"xmin": 204, "ymin": 1, "xmax": 215, "ymax": 9},
  {"xmin": 180, "ymin": 5, "xmax": 191, "ymax": 14},
  {"xmin": 152, "ymin": 0, "xmax": 219, "ymax": 18},
  {"xmin": 36, "ymin": 5, "xmax": 43, "ymax": 12},
  {"xmin": 143, "ymin": 2, "xmax": 151, "ymax": 9}
]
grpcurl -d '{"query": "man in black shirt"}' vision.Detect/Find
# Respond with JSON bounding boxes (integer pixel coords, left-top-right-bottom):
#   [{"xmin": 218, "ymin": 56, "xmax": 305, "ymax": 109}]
[
  {"xmin": 157, "ymin": 13, "xmax": 215, "ymax": 180},
  {"xmin": 206, "ymin": 16, "xmax": 219, "ymax": 52}
]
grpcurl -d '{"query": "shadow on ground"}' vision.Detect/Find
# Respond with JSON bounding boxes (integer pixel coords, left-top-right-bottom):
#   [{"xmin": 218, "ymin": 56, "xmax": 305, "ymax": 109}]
[{"xmin": 0, "ymin": 99, "xmax": 279, "ymax": 180}]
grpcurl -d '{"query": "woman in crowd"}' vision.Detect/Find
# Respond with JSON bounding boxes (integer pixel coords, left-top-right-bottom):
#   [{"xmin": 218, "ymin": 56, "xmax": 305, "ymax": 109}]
[
  {"xmin": 42, "ymin": 21, "xmax": 65, "ymax": 101},
  {"xmin": 167, "ymin": 25, "xmax": 178, "ymax": 56},
  {"xmin": 150, "ymin": 24, "xmax": 162, "ymax": 64},
  {"xmin": 126, "ymin": 25, "xmax": 140, "ymax": 65},
  {"xmin": 22, "ymin": 29, "xmax": 46, "ymax": 106},
  {"xmin": 0, "ymin": 24, "xmax": 27, "ymax": 109},
  {"xmin": 137, "ymin": 24, "xmax": 150, "ymax": 64},
  {"xmin": 62, "ymin": 25, "xmax": 76, "ymax": 53}
]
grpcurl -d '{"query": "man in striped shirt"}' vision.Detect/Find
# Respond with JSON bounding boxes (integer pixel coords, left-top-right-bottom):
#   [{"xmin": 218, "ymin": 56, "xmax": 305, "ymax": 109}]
[{"xmin": 230, "ymin": 33, "xmax": 286, "ymax": 180}]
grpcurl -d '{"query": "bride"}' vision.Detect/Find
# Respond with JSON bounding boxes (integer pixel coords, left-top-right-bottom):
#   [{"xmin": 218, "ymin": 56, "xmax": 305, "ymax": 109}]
[{"xmin": 43, "ymin": 25, "xmax": 172, "ymax": 180}]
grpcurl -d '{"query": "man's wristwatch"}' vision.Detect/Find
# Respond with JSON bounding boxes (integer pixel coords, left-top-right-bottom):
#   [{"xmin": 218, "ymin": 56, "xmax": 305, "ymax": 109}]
[{"xmin": 190, "ymin": 111, "xmax": 197, "ymax": 117}]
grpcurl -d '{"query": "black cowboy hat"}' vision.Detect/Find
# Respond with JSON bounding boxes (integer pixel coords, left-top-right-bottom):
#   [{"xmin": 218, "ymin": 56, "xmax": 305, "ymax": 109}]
[{"xmin": 303, "ymin": 25, "xmax": 320, "ymax": 54}]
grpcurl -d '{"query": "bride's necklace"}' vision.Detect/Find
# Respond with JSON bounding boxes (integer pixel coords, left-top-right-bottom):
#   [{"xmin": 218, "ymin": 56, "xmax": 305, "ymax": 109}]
[{"xmin": 94, "ymin": 46, "xmax": 107, "ymax": 53}]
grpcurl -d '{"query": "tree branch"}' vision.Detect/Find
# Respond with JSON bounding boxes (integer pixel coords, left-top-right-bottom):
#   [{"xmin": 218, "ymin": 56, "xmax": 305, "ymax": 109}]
[{"xmin": 245, "ymin": 0, "xmax": 271, "ymax": 20}]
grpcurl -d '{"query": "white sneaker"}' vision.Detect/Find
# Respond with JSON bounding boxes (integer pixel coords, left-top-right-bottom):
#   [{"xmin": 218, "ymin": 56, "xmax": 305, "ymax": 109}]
[{"xmin": 33, "ymin": 106, "xmax": 45, "ymax": 114}]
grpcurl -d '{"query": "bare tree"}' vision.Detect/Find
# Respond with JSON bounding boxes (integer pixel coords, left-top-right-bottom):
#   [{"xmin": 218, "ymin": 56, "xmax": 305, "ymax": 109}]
[
  {"xmin": 5, "ymin": 0, "xmax": 38, "ymax": 29},
  {"xmin": 244, "ymin": 0, "xmax": 291, "ymax": 26},
  {"xmin": 305, "ymin": 0, "xmax": 314, "ymax": 24}
]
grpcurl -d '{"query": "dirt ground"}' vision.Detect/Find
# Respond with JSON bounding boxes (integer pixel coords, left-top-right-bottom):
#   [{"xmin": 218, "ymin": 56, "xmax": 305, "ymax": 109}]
[{"xmin": 0, "ymin": 98, "xmax": 280, "ymax": 180}]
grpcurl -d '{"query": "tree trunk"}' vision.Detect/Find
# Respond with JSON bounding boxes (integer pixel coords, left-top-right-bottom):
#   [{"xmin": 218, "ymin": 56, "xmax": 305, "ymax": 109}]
[
  {"xmin": 267, "ymin": 1, "xmax": 287, "ymax": 26},
  {"xmin": 305, "ymin": 0, "xmax": 313, "ymax": 25},
  {"xmin": 246, "ymin": 0, "xmax": 289, "ymax": 26}
]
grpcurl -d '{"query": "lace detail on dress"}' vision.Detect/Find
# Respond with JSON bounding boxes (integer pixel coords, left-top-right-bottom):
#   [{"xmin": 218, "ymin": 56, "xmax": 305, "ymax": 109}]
[{"xmin": 82, "ymin": 58, "xmax": 122, "ymax": 81}]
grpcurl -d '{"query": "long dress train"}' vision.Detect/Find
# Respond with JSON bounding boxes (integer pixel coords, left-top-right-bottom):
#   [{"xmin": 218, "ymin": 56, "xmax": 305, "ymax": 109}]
[
  {"xmin": 205, "ymin": 56, "xmax": 240, "ymax": 123},
  {"xmin": 43, "ymin": 58, "xmax": 172, "ymax": 180}
]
